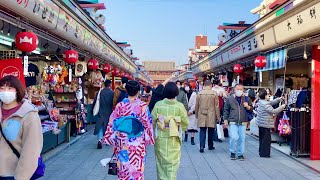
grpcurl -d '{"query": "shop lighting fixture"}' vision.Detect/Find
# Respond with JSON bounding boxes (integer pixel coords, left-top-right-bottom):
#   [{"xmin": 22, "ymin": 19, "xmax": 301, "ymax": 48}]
[
  {"xmin": 7, "ymin": 25, "xmax": 10, "ymax": 36},
  {"xmin": 43, "ymin": 42, "xmax": 49, "ymax": 49},
  {"xmin": 303, "ymin": 45, "xmax": 308, "ymax": 60},
  {"xmin": 0, "ymin": 21, "xmax": 4, "ymax": 33}
]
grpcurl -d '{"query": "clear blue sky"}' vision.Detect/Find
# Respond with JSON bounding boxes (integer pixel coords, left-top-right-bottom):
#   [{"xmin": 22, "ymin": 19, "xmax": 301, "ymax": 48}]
[{"xmin": 102, "ymin": 0, "xmax": 261, "ymax": 65}]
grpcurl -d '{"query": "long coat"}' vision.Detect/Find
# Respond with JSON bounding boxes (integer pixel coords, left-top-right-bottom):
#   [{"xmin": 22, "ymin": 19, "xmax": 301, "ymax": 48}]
[
  {"xmin": 195, "ymin": 89, "xmax": 220, "ymax": 128},
  {"xmin": 187, "ymin": 91, "xmax": 198, "ymax": 131},
  {"xmin": 93, "ymin": 87, "xmax": 114, "ymax": 135}
]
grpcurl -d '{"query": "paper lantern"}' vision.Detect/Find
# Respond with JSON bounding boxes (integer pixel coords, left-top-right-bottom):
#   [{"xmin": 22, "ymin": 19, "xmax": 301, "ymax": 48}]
[
  {"xmin": 112, "ymin": 68, "xmax": 119, "ymax": 76},
  {"xmin": 102, "ymin": 64, "xmax": 112, "ymax": 73},
  {"xmin": 15, "ymin": 31, "xmax": 38, "ymax": 52},
  {"xmin": 88, "ymin": 59, "xmax": 99, "ymax": 70},
  {"xmin": 63, "ymin": 50, "xmax": 78, "ymax": 64},
  {"xmin": 233, "ymin": 64, "xmax": 244, "ymax": 74},
  {"xmin": 125, "ymin": 73, "xmax": 130, "ymax": 78},
  {"xmin": 193, "ymin": 75, "xmax": 198, "ymax": 81},
  {"xmin": 255, "ymin": 56, "xmax": 267, "ymax": 68},
  {"xmin": 119, "ymin": 71, "xmax": 125, "ymax": 77}
]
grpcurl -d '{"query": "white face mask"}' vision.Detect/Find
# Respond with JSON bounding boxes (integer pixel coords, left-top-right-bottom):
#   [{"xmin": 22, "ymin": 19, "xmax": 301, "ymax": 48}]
[
  {"xmin": 185, "ymin": 86, "xmax": 190, "ymax": 92},
  {"xmin": 235, "ymin": 90, "xmax": 243, "ymax": 97},
  {"xmin": 0, "ymin": 91, "xmax": 17, "ymax": 104}
]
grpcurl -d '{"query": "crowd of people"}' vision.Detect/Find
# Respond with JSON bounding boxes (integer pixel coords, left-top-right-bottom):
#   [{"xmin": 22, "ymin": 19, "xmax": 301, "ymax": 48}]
[
  {"xmin": 0, "ymin": 75, "xmax": 286, "ymax": 180},
  {"xmin": 91, "ymin": 77, "xmax": 287, "ymax": 180}
]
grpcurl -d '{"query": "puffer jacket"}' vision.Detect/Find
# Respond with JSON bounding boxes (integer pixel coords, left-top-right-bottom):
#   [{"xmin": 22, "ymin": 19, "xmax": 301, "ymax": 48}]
[{"xmin": 256, "ymin": 98, "xmax": 285, "ymax": 128}]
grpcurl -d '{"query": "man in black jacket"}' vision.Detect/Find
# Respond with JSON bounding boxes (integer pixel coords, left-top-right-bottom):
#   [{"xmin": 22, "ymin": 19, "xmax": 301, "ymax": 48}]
[
  {"xmin": 93, "ymin": 80, "xmax": 114, "ymax": 149},
  {"xmin": 224, "ymin": 84, "xmax": 253, "ymax": 160}
]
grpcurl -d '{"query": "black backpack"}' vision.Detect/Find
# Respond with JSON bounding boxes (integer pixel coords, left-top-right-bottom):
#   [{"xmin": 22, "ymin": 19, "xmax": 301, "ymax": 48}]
[{"xmin": 117, "ymin": 88, "xmax": 128, "ymax": 103}]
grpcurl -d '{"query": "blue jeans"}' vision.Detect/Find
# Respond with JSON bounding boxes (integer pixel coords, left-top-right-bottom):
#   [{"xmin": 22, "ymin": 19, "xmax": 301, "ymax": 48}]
[
  {"xmin": 229, "ymin": 124, "xmax": 246, "ymax": 156},
  {"xmin": 97, "ymin": 127, "xmax": 105, "ymax": 141}
]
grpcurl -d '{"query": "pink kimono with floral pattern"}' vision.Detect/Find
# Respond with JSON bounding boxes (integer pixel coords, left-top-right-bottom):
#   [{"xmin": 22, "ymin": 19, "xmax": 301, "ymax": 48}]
[{"xmin": 102, "ymin": 98, "xmax": 154, "ymax": 180}]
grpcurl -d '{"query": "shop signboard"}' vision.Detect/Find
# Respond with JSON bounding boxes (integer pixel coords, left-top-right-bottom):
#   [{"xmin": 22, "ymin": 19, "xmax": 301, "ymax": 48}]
[
  {"xmin": 0, "ymin": 58, "xmax": 26, "ymax": 87},
  {"xmin": 228, "ymin": 28, "xmax": 276, "ymax": 62},
  {"xmin": 274, "ymin": 1, "xmax": 320, "ymax": 44},
  {"xmin": 0, "ymin": 0, "xmax": 59, "ymax": 30}
]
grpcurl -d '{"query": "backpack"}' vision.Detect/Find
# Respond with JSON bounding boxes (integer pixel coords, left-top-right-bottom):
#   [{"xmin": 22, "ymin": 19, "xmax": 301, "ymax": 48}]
[
  {"xmin": 244, "ymin": 96, "xmax": 254, "ymax": 121},
  {"xmin": 117, "ymin": 88, "xmax": 128, "ymax": 103}
]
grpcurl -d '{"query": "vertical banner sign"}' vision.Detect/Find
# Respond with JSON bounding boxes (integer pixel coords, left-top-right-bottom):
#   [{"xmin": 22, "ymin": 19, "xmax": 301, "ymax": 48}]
[
  {"xmin": 0, "ymin": 58, "xmax": 26, "ymax": 87},
  {"xmin": 23, "ymin": 56, "xmax": 28, "ymax": 76},
  {"xmin": 69, "ymin": 68, "xmax": 72, "ymax": 82}
]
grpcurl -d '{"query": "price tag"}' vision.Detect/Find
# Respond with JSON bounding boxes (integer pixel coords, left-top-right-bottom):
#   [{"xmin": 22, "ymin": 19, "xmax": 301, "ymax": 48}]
[
  {"xmin": 23, "ymin": 56, "xmax": 28, "ymax": 76},
  {"xmin": 69, "ymin": 68, "xmax": 72, "ymax": 82}
]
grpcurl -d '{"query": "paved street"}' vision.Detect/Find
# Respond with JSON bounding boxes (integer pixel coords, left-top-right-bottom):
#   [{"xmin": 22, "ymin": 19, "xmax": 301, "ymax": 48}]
[{"xmin": 41, "ymin": 132, "xmax": 320, "ymax": 180}]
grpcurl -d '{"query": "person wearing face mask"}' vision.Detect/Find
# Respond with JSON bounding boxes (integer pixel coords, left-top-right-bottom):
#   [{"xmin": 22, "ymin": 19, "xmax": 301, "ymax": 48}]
[
  {"xmin": 223, "ymin": 84, "xmax": 253, "ymax": 160},
  {"xmin": 0, "ymin": 76, "xmax": 43, "ymax": 180}
]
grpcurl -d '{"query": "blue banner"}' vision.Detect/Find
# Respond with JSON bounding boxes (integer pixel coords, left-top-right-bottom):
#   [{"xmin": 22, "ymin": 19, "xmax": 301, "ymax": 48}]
[{"xmin": 255, "ymin": 49, "xmax": 287, "ymax": 72}]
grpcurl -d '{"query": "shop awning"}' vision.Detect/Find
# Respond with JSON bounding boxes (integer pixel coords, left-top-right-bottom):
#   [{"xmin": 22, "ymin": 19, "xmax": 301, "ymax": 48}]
[
  {"xmin": 269, "ymin": 0, "xmax": 289, "ymax": 9},
  {"xmin": 255, "ymin": 49, "xmax": 287, "ymax": 72}
]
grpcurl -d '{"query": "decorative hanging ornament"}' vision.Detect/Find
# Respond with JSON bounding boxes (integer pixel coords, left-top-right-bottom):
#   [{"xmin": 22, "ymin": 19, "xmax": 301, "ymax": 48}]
[
  {"xmin": 112, "ymin": 67, "xmax": 119, "ymax": 76},
  {"xmin": 15, "ymin": 31, "xmax": 38, "ymax": 52},
  {"xmin": 193, "ymin": 75, "xmax": 198, "ymax": 81},
  {"xmin": 63, "ymin": 49, "xmax": 78, "ymax": 64},
  {"xmin": 119, "ymin": 71, "xmax": 125, "ymax": 77},
  {"xmin": 102, "ymin": 64, "xmax": 112, "ymax": 73},
  {"xmin": 88, "ymin": 59, "xmax": 99, "ymax": 70},
  {"xmin": 233, "ymin": 64, "xmax": 244, "ymax": 74},
  {"xmin": 255, "ymin": 56, "xmax": 267, "ymax": 68}
]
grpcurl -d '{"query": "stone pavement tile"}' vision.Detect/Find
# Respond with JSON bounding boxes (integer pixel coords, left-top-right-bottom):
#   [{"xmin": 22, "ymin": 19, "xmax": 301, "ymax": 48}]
[
  {"xmin": 304, "ymin": 175, "xmax": 320, "ymax": 180},
  {"xmin": 197, "ymin": 173, "xmax": 218, "ymax": 180},
  {"xmin": 86, "ymin": 175, "xmax": 106, "ymax": 180},
  {"xmin": 245, "ymin": 169, "xmax": 272, "ymax": 180},
  {"xmin": 104, "ymin": 174, "xmax": 117, "ymax": 180},
  {"xmin": 233, "ymin": 174, "xmax": 255, "ymax": 180}
]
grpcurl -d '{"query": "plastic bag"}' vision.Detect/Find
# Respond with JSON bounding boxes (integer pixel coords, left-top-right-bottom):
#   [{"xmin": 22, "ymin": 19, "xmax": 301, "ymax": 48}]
[{"xmin": 278, "ymin": 112, "xmax": 291, "ymax": 136}]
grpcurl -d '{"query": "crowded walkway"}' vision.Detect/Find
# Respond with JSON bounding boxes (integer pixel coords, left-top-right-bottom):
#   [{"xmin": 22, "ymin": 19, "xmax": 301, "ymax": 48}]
[{"xmin": 42, "ymin": 132, "xmax": 320, "ymax": 180}]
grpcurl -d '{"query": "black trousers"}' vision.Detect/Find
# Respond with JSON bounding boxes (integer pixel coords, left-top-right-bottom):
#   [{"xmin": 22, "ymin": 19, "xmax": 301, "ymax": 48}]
[
  {"xmin": 259, "ymin": 127, "xmax": 271, "ymax": 157},
  {"xmin": 200, "ymin": 127, "xmax": 214, "ymax": 149}
]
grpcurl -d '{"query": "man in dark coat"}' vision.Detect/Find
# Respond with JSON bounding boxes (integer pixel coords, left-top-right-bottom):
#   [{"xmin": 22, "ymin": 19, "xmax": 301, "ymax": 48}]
[{"xmin": 93, "ymin": 80, "xmax": 114, "ymax": 149}]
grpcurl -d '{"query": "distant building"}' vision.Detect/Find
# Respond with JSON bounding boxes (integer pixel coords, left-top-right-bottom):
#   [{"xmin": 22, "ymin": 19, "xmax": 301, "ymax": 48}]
[
  {"xmin": 188, "ymin": 34, "xmax": 218, "ymax": 63},
  {"xmin": 143, "ymin": 61, "xmax": 176, "ymax": 85}
]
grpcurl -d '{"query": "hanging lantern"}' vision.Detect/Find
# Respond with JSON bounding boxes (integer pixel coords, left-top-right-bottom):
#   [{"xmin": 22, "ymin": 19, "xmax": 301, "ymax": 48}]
[
  {"xmin": 15, "ymin": 31, "xmax": 38, "ymax": 52},
  {"xmin": 193, "ymin": 75, "xmax": 198, "ymax": 81},
  {"xmin": 102, "ymin": 64, "xmax": 112, "ymax": 73},
  {"xmin": 119, "ymin": 71, "xmax": 125, "ymax": 77},
  {"xmin": 233, "ymin": 64, "xmax": 244, "ymax": 74},
  {"xmin": 255, "ymin": 56, "xmax": 267, "ymax": 68},
  {"xmin": 63, "ymin": 49, "xmax": 78, "ymax": 64},
  {"xmin": 112, "ymin": 67, "xmax": 119, "ymax": 76},
  {"xmin": 125, "ymin": 73, "xmax": 130, "ymax": 78},
  {"xmin": 88, "ymin": 59, "xmax": 99, "ymax": 70}
]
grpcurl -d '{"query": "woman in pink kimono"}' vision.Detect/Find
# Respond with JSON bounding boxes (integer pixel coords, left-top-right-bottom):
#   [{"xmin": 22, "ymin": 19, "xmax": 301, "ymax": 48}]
[{"xmin": 103, "ymin": 80, "xmax": 154, "ymax": 180}]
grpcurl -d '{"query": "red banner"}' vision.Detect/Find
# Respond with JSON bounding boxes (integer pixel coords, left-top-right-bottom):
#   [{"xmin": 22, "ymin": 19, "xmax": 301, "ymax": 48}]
[{"xmin": 0, "ymin": 58, "xmax": 26, "ymax": 87}]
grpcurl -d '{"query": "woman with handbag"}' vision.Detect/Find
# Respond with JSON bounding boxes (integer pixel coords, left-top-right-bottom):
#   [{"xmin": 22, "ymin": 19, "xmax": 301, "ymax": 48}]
[
  {"xmin": 256, "ymin": 89, "xmax": 286, "ymax": 158},
  {"xmin": 152, "ymin": 82, "xmax": 189, "ymax": 180},
  {"xmin": 185, "ymin": 85, "xmax": 197, "ymax": 145},
  {"xmin": 0, "ymin": 76, "xmax": 43, "ymax": 180},
  {"xmin": 102, "ymin": 80, "xmax": 154, "ymax": 179}
]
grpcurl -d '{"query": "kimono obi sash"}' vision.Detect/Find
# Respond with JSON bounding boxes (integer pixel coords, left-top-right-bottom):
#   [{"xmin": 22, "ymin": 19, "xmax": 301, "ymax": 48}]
[{"xmin": 155, "ymin": 115, "xmax": 182, "ymax": 143}]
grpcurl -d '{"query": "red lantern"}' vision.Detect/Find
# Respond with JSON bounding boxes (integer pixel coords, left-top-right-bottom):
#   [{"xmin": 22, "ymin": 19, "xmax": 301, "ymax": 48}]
[
  {"xmin": 125, "ymin": 73, "xmax": 130, "ymax": 78},
  {"xmin": 112, "ymin": 68, "xmax": 119, "ymax": 76},
  {"xmin": 63, "ymin": 50, "xmax": 78, "ymax": 64},
  {"xmin": 193, "ymin": 75, "xmax": 198, "ymax": 81},
  {"xmin": 102, "ymin": 64, "xmax": 112, "ymax": 73},
  {"xmin": 119, "ymin": 71, "xmax": 125, "ymax": 77},
  {"xmin": 15, "ymin": 31, "xmax": 38, "ymax": 52},
  {"xmin": 255, "ymin": 56, "xmax": 267, "ymax": 68},
  {"xmin": 88, "ymin": 59, "xmax": 99, "ymax": 70},
  {"xmin": 233, "ymin": 64, "xmax": 244, "ymax": 74}
]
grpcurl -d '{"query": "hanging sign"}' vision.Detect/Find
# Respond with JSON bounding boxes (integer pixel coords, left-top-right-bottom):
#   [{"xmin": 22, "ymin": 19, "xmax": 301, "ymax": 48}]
[
  {"xmin": 0, "ymin": 58, "xmax": 26, "ymax": 87},
  {"xmin": 274, "ymin": 2, "xmax": 320, "ymax": 44},
  {"xmin": 23, "ymin": 56, "xmax": 28, "ymax": 76}
]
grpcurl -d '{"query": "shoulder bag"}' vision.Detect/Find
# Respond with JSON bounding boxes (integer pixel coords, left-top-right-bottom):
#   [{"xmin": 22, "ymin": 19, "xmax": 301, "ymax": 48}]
[{"xmin": 93, "ymin": 89, "xmax": 101, "ymax": 116}]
